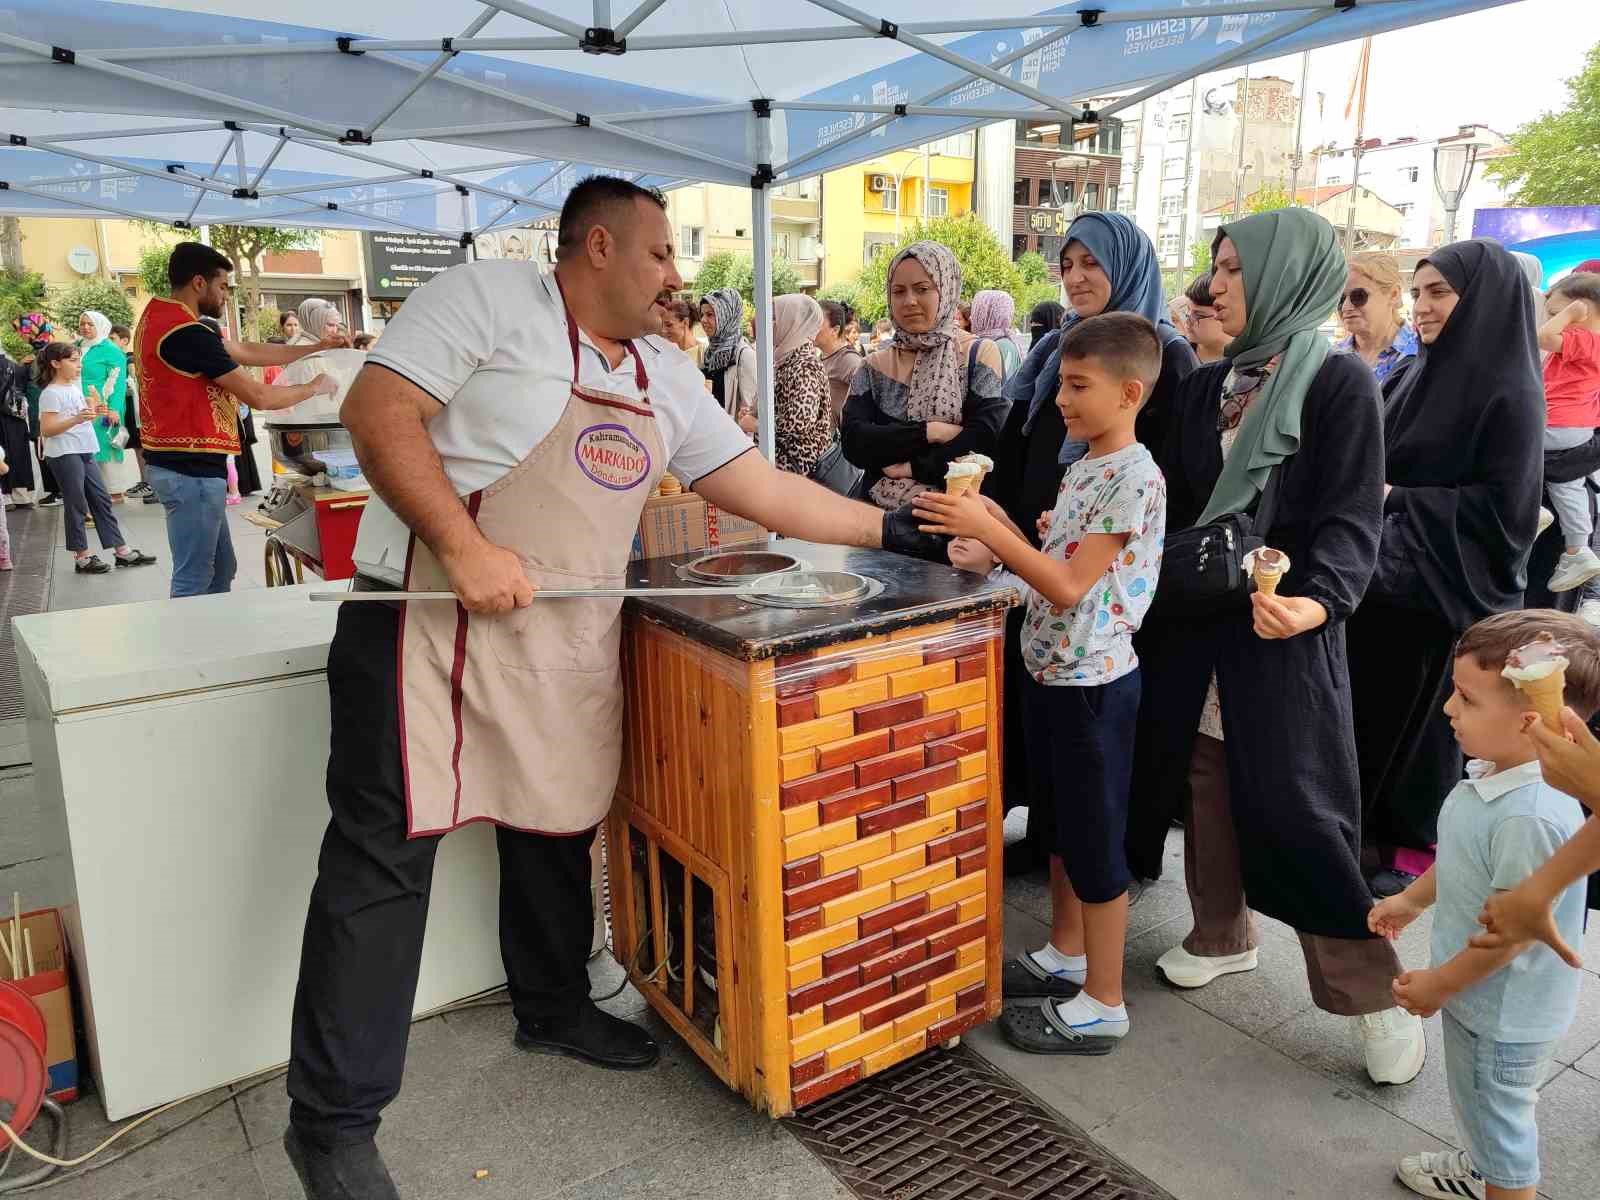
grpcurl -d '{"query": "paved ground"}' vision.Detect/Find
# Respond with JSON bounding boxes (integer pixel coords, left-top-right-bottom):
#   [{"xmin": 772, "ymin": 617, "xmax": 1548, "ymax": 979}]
[{"xmin": 2, "ymin": 505, "xmax": 1597, "ymax": 1198}]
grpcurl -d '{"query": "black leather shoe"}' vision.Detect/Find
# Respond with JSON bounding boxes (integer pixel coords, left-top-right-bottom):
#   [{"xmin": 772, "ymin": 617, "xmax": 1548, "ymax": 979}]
[
  {"xmin": 514, "ymin": 1002, "xmax": 659, "ymax": 1070},
  {"xmin": 283, "ymin": 1127, "xmax": 399, "ymax": 1200}
]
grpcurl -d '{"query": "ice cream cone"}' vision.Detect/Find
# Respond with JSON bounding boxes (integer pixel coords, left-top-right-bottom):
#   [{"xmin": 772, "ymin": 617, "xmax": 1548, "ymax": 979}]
[
  {"xmin": 1517, "ymin": 669, "xmax": 1567, "ymax": 732},
  {"xmin": 1253, "ymin": 564, "xmax": 1283, "ymax": 595},
  {"xmin": 944, "ymin": 476, "xmax": 973, "ymax": 497}
]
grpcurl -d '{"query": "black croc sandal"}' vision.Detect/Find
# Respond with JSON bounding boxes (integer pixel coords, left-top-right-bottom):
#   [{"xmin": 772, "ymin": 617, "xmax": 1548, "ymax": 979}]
[
  {"xmin": 1003, "ymin": 952, "xmax": 1082, "ymax": 1000},
  {"xmin": 114, "ymin": 550, "xmax": 158, "ymax": 567},
  {"xmin": 999, "ymin": 999, "xmax": 1121, "ymax": 1056}
]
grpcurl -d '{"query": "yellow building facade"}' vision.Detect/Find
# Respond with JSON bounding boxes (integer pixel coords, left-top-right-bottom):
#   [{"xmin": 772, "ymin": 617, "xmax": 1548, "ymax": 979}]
[
  {"xmin": 10, "ymin": 217, "xmax": 369, "ymax": 331},
  {"xmin": 818, "ymin": 133, "xmax": 975, "ymax": 292}
]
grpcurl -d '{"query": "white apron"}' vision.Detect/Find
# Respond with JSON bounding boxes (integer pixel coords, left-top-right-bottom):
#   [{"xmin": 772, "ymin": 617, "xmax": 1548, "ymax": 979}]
[{"xmin": 397, "ymin": 294, "xmax": 668, "ymax": 836}]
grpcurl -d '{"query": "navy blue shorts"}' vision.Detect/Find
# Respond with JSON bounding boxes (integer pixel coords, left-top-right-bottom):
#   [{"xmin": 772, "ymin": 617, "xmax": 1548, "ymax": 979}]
[{"xmin": 1021, "ymin": 670, "xmax": 1139, "ymax": 904}]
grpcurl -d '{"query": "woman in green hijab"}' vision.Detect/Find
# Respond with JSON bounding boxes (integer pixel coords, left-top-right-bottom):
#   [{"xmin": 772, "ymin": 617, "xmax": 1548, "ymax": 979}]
[{"xmin": 1127, "ymin": 210, "xmax": 1424, "ymax": 1086}]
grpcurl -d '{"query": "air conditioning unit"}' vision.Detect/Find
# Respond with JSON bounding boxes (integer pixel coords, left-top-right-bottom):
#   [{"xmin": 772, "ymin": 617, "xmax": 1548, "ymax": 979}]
[{"xmin": 868, "ymin": 174, "xmax": 888, "ymax": 192}]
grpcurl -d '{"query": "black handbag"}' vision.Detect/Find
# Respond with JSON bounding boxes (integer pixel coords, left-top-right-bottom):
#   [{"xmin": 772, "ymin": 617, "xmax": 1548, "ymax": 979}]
[
  {"xmin": 1148, "ymin": 460, "xmax": 1285, "ymax": 620},
  {"xmin": 810, "ymin": 441, "xmax": 863, "ymax": 496}
]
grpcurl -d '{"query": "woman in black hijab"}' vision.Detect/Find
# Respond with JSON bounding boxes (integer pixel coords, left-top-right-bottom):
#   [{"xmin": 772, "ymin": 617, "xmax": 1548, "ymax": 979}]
[
  {"xmin": 1025, "ymin": 300, "xmax": 1064, "ymax": 346},
  {"xmin": 1346, "ymin": 240, "xmax": 1544, "ymax": 897}
]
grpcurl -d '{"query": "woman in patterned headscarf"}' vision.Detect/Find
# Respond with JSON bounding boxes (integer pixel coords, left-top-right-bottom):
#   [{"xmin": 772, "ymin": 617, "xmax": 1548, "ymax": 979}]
[
  {"xmin": 769, "ymin": 294, "xmax": 832, "ymax": 478},
  {"xmin": 840, "ymin": 241, "xmax": 1006, "ymax": 529},
  {"xmin": 968, "ymin": 289, "xmax": 1024, "ymax": 382},
  {"xmin": 699, "ymin": 287, "xmax": 756, "ymax": 428}
]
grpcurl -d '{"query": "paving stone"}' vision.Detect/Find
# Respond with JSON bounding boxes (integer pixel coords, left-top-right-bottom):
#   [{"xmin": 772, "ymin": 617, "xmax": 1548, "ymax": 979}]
[
  {"xmin": 1134, "ymin": 924, "xmax": 1318, "ymax": 1038},
  {"xmin": 1553, "ymin": 974, "xmax": 1600, "ymax": 1066},
  {"xmin": 1534, "ymin": 1065, "xmax": 1600, "ymax": 1200},
  {"xmin": 111, "ymin": 1151, "xmax": 266, "ymax": 1200},
  {"xmin": 1094, "ymin": 1041, "xmax": 1454, "ymax": 1200},
  {"xmin": 30, "ymin": 1095, "xmax": 248, "ymax": 1200},
  {"xmin": 550, "ymin": 1120, "xmax": 851, "ymax": 1200},
  {"xmin": 972, "ymin": 905, "xmax": 1253, "ymax": 1131}
]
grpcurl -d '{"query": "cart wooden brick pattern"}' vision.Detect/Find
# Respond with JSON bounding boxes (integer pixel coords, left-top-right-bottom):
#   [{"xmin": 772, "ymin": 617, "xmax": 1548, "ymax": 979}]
[{"xmin": 609, "ymin": 610, "xmax": 1005, "ymax": 1116}]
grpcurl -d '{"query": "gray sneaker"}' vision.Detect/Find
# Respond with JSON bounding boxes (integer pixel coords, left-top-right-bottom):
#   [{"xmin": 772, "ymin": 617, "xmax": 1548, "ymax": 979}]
[{"xmin": 1550, "ymin": 547, "xmax": 1600, "ymax": 593}]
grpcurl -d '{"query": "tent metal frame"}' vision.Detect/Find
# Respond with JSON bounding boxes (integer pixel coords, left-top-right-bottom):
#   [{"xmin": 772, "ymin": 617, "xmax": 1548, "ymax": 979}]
[{"xmin": 0, "ymin": 0, "xmax": 1466, "ymax": 455}]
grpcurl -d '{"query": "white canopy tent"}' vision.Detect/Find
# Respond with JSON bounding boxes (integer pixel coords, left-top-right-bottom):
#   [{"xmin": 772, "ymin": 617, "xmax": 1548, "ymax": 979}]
[{"xmin": 0, "ymin": 0, "xmax": 1512, "ymax": 454}]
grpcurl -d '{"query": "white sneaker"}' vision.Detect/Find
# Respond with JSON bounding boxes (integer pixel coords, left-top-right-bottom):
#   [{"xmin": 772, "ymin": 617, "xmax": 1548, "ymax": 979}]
[
  {"xmin": 1359, "ymin": 1007, "xmax": 1426, "ymax": 1084},
  {"xmin": 1549, "ymin": 547, "xmax": 1600, "ymax": 592},
  {"xmin": 1155, "ymin": 943, "xmax": 1258, "ymax": 989},
  {"xmin": 1396, "ymin": 1148, "xmax": 1485, "ymax": 1199},
  {"xmin": 1581, "ymin": 599, "xmax": 1600, "ymax": 628},
  {"xmin": 1537, "ymin": 506, "xmax": 1555, "ymax": 536}
]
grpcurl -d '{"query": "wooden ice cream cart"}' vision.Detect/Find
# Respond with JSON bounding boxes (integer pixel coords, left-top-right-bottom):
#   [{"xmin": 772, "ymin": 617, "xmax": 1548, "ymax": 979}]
[{"xmin": 608, "ymin": 541, "xmax": 1014, "ymax": 1115}]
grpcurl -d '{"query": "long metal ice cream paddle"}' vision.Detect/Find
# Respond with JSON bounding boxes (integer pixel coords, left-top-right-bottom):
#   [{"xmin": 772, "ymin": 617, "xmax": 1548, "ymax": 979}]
[{"xmin": 310, "ymin": 581, "xmax": 826, "ymax": 603}]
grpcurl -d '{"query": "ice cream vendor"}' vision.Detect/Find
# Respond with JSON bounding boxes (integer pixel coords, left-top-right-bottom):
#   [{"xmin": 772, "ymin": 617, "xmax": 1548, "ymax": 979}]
[{"xmin": 282, "ymin": 177, "xmax": 892, "ymax": 1200}]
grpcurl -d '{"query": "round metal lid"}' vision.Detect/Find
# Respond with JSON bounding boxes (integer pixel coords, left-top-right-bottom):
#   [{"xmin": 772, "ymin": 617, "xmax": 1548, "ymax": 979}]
[
  {"xmin": 748, "ymin": 570, "xmax": 882, "ymax": 609},
  {"xmin": 681, "ymin": 550, "xmax": 802, "ymax": 585}
]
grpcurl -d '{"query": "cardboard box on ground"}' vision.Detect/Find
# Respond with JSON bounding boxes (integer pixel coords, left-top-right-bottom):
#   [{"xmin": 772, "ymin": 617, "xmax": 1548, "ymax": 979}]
[
  {"xmin": 631, "ymin": 492, "xmax": 767, "ymax": 561},
  {"xmin": 1, "ymin": 908, "xmax": 79, "ymax": 1102}
]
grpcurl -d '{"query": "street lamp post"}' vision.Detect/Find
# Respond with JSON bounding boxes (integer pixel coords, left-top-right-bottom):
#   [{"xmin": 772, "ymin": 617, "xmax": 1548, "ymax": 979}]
[{"xmin": 1432, "ymin": 140, "xmax": 1483, "ymax": 244}]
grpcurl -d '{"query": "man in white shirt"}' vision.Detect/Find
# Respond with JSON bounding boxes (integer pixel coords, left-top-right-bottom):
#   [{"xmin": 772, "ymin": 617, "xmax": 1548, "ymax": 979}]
[{"xmin": 284, "ymin": 177, "xmax": 885, "ymax": 1200}]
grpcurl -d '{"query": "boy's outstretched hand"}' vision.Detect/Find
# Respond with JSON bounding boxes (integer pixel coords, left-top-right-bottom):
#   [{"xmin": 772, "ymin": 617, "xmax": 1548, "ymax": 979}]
[
  {"xmin": 1368, "ymin": 892, "xmax": 1425, "ymax": 940},
  {"xmin": 1392, "ymin": 968, "xmax": 1450, "ymax": 1018},
  {"xmin": 913, "ymin": 490, "xmax": 995, "ymax": 542}
]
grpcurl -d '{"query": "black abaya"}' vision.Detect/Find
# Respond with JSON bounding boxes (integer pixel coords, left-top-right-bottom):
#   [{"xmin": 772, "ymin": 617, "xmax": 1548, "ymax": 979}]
[
  {"xmin": 1348, "ymin": 240, "xmax": 1544, "ymax": 858},
  {"xmin": 1127, "ymin": 355, "xmax": 1385, "ymax": 937},
  {"xmin": 235, "ymin": 409, "xmax": 263, "ymax": 496}
]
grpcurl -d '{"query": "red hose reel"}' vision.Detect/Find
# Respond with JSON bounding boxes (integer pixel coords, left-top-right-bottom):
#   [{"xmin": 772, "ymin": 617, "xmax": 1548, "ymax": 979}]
[{"xmin": 0, "ymin": 979, "xmax": 47, "ymax": 1140}]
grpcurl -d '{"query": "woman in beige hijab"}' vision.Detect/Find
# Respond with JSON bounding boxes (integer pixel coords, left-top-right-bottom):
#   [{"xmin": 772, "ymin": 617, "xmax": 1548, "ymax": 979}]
[
  {"xmin": 269, "ymin": 300, "xmax": 363, "ymax": 427},
  {"xmin": 769, "ymin": 295, "xmax": 833, "ymax": 477}
]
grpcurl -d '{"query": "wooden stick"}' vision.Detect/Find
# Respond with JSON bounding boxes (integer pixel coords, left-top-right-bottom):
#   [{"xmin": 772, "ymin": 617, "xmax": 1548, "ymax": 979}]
[
  {"xmin": 10, "ymin": 892, "xmax": 17, "ymax": 984},
  {"xmin": 22, "ymin": 928, "xmax": 34, "ymax": 979},
  {"xmin": 0, "ymin": 928, "xmax": 14, "ymax": 978}
]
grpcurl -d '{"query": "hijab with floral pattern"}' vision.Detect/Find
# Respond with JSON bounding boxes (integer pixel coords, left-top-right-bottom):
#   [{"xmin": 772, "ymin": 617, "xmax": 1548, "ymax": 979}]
[
  {"xmin": 701, "ymin": 287, "xmax": 747, "ymax": 376},
  {"xmin": 878, "ymin": 240, "xmax": 964, "ymax": 424}
]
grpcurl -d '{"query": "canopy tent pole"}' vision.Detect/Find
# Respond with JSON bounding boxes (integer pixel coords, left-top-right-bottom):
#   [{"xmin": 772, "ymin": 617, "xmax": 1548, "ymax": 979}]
[{"xmin": 752, "ymin": 109, "xmax": 775, "ymax": 464}]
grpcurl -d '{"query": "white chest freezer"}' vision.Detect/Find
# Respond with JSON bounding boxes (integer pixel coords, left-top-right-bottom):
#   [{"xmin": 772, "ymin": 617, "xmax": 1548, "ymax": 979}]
[{"xmin": 13, "ymin": 585, "xmax": 505, "ymax": 1118}]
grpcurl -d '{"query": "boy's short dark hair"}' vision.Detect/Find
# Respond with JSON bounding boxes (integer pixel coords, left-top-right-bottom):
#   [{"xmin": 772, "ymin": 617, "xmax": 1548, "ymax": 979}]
[
  {"xmin": 1456, "ymin": 610, "xmax": 1600, "ymax": 720},
  {"xmin": 109, "ymin": 324, "xmax": 131, "ymax": 340},
  {"xmin": 556, "ymin": 175, "xmax": 667, "ymax": 262},
  {"xmin": 1184, "ymin": 273, "xmax": 1215, "ymax": 308},
  {"xmin": 168, "ymin": 241, "xmax": 234, "ymax": 291},
  {"xmin": 1551, "ymin": 272, "xmax": 1600, "ymax": 308},
  {"xmin": 1059, "ymin": 312, "xmax": 1163, "ymax": 398}
]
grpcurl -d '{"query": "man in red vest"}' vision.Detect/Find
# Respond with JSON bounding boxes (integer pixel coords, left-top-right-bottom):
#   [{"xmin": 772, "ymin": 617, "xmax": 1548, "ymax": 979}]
[{"xmin": 134, "ymin": 242, "xmax": 341, "ymax": 597}]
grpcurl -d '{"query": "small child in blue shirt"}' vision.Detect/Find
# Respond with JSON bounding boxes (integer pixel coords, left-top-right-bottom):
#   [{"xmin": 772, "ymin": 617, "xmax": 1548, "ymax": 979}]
[
  {"xmin": 1370, "ymin": 610, "xmax": 1600, "ymax": 1200},
  {"xmin": 915, "ymin": 312, "xmax": 1166, "ymax": 1058}
]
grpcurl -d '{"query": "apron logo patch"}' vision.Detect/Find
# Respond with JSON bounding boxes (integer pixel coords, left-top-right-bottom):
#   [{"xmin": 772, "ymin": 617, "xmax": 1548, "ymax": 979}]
[{"xmin": 575, "ymin": 423, "xmax": 653, "ymax": 491}]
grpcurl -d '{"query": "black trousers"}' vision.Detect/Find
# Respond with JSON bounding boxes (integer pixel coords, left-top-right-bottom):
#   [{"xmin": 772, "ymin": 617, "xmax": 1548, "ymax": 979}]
[
  {"xmin": 288, "ymin": 603, "xmax": 597, "ymax": 1147},
  {"xmin": 1347, "ymin": 601, "xmax": 1463, "ymax": 858}
]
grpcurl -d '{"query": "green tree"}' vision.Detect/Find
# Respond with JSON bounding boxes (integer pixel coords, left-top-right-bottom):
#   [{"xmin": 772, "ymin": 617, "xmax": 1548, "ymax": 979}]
[
  {"xmin": 207, "ymin": 226, "xmax": 316, "ymax": 337},
  {"xmin": 52, "ymin": 278, "xmax": 134, "ymax": 332},
  {"xmin": 137, "ymin": 243, "xmax": 173, "ymax": 299},
  {"xmin": 256, "ymin": 307, "xmax": 285, "ymax": 342},
  {"xmin": 0, "ymin": 268, "xmax": 49, "ymax": 359},
  {"xmin": 688, "ymin": 251, "xmax": 801, "ymax": 303},
  {"xmin": 1487, "ymin": 42, "xmax": 1600, "ymax": 206},
  {"xmin": 852, "ymin": 213, "xmax": 1028, "ymax": 325},
  {"xmin": 1246, "ymin": 183, "xmax": 1293, "ymax": 214},
  {"xmin": 1015, "ymin": 251, "xmax": 1049, "ymax": 286},
  {"xmin": 138, "ymin": 220, "xmax": 315, "ymax": 336},
  {"xmin": 816, "ymin": 279, "xmax": 865, "ymax": 311}
]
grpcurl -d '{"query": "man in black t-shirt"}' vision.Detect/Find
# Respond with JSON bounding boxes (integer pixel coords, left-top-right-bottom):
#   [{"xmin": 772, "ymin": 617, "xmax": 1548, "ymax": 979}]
[{"xmin": 139, "ymin": 243, "xmax": 340, "ymax": 597}]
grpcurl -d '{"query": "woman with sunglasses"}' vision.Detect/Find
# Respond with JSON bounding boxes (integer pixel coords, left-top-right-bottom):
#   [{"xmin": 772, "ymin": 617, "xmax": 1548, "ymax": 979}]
[
  {"xmin": 1128, "ymin": 210, "xmax": 1426, "ymax": 1086},
  {"xmin": 1335, "ymin": 252, "xmax": 1418, "ymax": 386},
  {"xmin": 1183, "ymin": 273, "xmax": 1231, "ymax": 364},
  {"xmin": 1346, "ymin": 240, "xmax": 1543, "ymax": 899}
]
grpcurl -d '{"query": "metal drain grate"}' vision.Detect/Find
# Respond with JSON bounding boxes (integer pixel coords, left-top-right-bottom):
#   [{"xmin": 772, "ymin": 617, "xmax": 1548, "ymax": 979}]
[
  {"xmin": 785, "ymin": 1046, "xmax": 1174, "ymax": 1200},
  {"xmin": 0, "ymin": 507, "xmax": 58, "ymax": 723}
]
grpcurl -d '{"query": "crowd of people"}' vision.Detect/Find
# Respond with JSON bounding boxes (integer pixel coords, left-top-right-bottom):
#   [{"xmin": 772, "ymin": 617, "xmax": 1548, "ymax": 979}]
[
  {"xmin": 879, "ymin": 207, "xmax": 1597, "ymax": 1200},
  {"xmin": 7, "ymin": 181, "xmax": 1600, "ymax": 1200}
]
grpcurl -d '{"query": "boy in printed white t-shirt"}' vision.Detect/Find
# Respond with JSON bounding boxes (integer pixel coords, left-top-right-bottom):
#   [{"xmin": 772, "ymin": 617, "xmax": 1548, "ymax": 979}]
[{"xmin": 915, "ymin": 311, "xmax": 1167, "ymax": 1057}]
